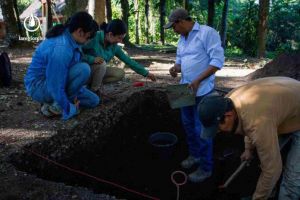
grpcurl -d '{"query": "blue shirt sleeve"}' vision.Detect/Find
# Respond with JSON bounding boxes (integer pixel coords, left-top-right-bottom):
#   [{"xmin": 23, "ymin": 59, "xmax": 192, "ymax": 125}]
[
  {"xmin": 175, "ymin": 39, "xmax": 182, "ymax": 65},
  {"xmin": 46, "ymin": 45, "xmax": 73, "ymax": 114},
  {"xmin": 205, "ymin": 29, "xmax": 224, "ymax": 69}
]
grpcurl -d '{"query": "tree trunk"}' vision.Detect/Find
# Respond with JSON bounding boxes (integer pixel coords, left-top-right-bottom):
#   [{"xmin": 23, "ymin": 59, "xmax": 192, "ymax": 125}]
[
  {"xmin": 89, "ymin": 0, "xmax": 105, "ymax": 24},
  {"xmin": 257, "ymin": 0, "xmax": 269, "ymax": 58},
  {"xmin": 149, "ymin": 2, "xmax": 155, "ymax": 43},
  {"xmin": 183, "ymin": 0, "xmax": 189, "ymax": 11},
  {"xmin": 46, "ymin": 0, "xmax": 53, "ymax": 29},
  {"xmin": 207, "ymin": 0, "xmax": 215, "ymax": 27},
  {"xmin": 0, "ymin": 0, "xmax": 23, "ymax": 43},
  {"xmin": 159, "ymin": 0, "xmax": 166, "ymax": 45},
  {"xmin": 13, "ymin": 0, "xmax": 23, "ymax": 36},
  {"xmin": 88, "ymin": 0, "xmax": 95, "ymax": 18},
  {"xmin": 64, "ymin": 0, "xmax": 88, "ymax": 19},
  {"xmin": 134, "ymin": 0, "xmax": 139, "ymax": 44},
  {"xmin": 41, "ymin": 0, "xmax": 53, "ymax": 36},
  {"xmin": 95, "ymin": 0, "xmax": 105, "ymax": 24},
  {"xmin": 106, "ymin": 0, "xmax": 112, "ymax": 21},
  {"xmin": 220, "ymin": 0, "xmax": 229, "ymax": 48},
  {"xmin": 145, "ymin": 0, "xmax": 150, "ymax": 44},
  {"xmin": 120, "ymin": 0, "xmax": 131, "ymax": 45}
]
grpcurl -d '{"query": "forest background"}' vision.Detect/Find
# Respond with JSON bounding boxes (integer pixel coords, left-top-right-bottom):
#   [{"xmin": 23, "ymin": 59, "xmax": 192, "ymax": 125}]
[{"xmin": 0, "ymin": 0, "xmax": 299, "ymax": 58}]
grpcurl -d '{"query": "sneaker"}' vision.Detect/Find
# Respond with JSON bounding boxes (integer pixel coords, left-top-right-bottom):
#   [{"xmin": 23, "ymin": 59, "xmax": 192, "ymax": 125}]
[
  {"xmin": 181, "ymin": 156, "xmax": 201, "ymax": 169},
  {"xmin": 40, "ymin": 103, "xmax": 55, "ymax": 117},
  {"xmin": 188, "ymin": 167, "xmax": 212, "ymax": 183},
  {"xmin": 48, "ymin": 102, "xmax": 62, "ymax": 115}
]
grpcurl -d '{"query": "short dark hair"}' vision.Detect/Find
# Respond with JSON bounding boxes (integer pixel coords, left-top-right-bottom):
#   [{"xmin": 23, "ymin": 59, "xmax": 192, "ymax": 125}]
[{"xmin": 100, "ymin": 19, "xmax": 127, "ymax": 36}]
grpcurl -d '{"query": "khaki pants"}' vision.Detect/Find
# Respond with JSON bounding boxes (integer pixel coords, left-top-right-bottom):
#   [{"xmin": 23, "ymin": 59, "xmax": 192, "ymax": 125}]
[{"xmin": 89, "ymin": 62, "xmax": 125, "ymax": 91}]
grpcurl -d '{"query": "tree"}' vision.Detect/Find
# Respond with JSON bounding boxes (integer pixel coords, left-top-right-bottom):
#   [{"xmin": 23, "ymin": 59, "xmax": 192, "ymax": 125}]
[
  {"xmin": 149, "ymin": 0, "xmax": 156, "ymax": 43},
  {"xmin": 267, "ymin": 0, "xmax": 300, "ymax": 53},
  {"xmin": 257, "ymin": 0, "xmax": 270, "ymax": 57},
  {"xmin": 64, "ymin": 0, "xmax": 88, "ymax": 19},
  {"xmin": 120, "ymin": 0, "xmax": 131, "ymax": 45},
  {"xmin": 145, "ymin": 0, "xmax": 150, "ymax": 43},
  {"xmin": 106, "ymin": 0, "xmax": 112, "ymax": 21},
  {"xmin": 88, "ymin": 0, "xmax": 105, "ymax": 24},
  {"xmin": 0, "ymin": 0, "xmax": 23, "ymax": 44},
  {"xmin": 41, "ymin": 0, "xmax": 53, "ymax": 34},
  {"xmin": 95, "ymin": 0, "xmax": 106, "ymax": 24},
  {"xmin": 183, "ymin": 0, "xmax": 189, "ymax": 11},
  {"xmin": 220, "ymin": 0, "xmax": 229, "ymax": 48},
  {"xmin": 159, "ymin": 0, "xmax": 166, "ymax": 45},
  {"xmin": 88, "ymin": 0, "xmax": 95, "ymax": 19},
  {"xmin": 229, "ymin": 0, "xmax": 258, "ymax": 56},
  {"xmin": 207, "ymin": 0, "xmax": 215, "ymax": 27},
  {"xmin": 13, "ymin": 0, "xmax": 23, "ymax": 36},
  {"xmin": 134, "ymin": 0, "xmax": 139, "ymax": 44}
]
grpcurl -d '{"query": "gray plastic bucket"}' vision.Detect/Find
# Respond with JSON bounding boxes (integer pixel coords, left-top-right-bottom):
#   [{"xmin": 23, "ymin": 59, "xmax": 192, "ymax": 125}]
[{"xmin": 149, "ymin": 132, "xmax": 178, "ymax": 159}]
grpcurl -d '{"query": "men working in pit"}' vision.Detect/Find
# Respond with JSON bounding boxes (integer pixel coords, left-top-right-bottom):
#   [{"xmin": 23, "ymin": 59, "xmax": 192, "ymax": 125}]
[{"xmin": 198, "ymin": 77, "xmax": 300, "ymax": 200}]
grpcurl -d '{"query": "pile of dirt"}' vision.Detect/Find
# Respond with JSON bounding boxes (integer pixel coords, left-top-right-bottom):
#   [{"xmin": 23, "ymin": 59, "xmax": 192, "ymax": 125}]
[{"xmin": 247, "ymin": 52, "xmax": 300, "ymax": 80}]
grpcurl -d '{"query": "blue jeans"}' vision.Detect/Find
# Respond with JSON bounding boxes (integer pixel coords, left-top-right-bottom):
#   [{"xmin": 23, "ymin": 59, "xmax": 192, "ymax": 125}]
[
  {"xmin": 180, "ymin": 96, "xmax": 213, "ymax": 172},
  {"xmin": 278, "ymin": 131, "xmax": 300, "ymax": 200},
  {"xmin": 30, "ymin": 62, "xmax": 99, "ymax": 108}
]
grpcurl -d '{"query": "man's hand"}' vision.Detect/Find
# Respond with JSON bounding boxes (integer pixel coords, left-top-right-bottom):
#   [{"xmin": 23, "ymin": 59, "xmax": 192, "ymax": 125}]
[
  {"xmin": 147, "ymin": 72, "xmax": 156, "ymax": 82},
  {"xmin": 169, "ymin": 66, "xmax": 178, "ymax": 78},
  {"xmin": 94, "ymin": 57, "xmax": 104, "ymax": 64},
  {"xmin": 188, "ymin": 79, "xmax": 201, "ymax": 93},
  {"xmin": 240, "ymin": 149, "xmax": 253, "ymax": 161}
]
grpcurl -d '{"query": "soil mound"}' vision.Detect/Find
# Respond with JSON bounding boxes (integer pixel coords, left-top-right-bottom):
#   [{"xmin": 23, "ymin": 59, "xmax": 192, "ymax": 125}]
[{"xmin": 247, "ymin": 52, "xmax": 300, "ymax": 80}]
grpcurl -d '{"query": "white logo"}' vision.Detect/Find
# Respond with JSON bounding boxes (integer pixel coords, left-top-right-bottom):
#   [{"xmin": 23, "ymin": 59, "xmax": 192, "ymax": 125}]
[{"xmin": 23, "ymin": 14, "xmax": 41, "ymax": 32}]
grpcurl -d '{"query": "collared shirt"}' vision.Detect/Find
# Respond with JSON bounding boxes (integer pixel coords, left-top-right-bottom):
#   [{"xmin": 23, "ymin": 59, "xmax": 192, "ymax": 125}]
[
  {"xmin": 82, "ymin": 31, "xmax": 148, "ymax": 77},
  {"xmin": 176, "ymin": 22, "xmax": 224, "ymax": 96},
  {"xmin": 24, "ymin": 29, "xmax": 82, "ymax": 114},
  {"xmin": 227, "ymin": 77, "xmax": 300, "ymax": 199}
]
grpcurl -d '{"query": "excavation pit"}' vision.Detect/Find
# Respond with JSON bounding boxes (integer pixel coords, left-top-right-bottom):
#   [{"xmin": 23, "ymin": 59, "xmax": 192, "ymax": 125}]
[{"xmin": 10, "ymin": 89, "xmax": 262, "ymax": 200}]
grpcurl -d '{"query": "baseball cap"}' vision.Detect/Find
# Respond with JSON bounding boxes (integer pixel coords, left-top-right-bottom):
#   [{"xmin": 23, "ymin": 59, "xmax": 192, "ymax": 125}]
[
  {"xmin": 164, "ymin": 8, "xmax": 190, "ymax": 29},
  {"xmin": 198, "ymin": 94, "xmax": 228, "ymax": 139}
]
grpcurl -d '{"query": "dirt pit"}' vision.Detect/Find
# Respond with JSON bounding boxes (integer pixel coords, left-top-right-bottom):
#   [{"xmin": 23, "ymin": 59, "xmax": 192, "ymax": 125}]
[{"xmin": 9, "ymin": 89, "xmax": 262, "ymax": 200}]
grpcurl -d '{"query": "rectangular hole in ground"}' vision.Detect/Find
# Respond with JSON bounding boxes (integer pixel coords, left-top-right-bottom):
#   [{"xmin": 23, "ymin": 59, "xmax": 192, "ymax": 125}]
[{"xmin": 10, "ymin": 90, "xmax": 273, "ymax": 200}]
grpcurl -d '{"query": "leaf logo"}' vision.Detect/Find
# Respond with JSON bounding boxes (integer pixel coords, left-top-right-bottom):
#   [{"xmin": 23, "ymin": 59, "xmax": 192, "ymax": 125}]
[{"xmin": 24, "ymin": 14, "xmax": 41, "ymax": 32}]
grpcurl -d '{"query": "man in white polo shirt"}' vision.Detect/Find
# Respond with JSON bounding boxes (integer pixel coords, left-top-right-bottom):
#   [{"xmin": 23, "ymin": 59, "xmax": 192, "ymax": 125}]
[{"xmin": 165, "ymin": 8, "xmax": 224, "ymax": 182}]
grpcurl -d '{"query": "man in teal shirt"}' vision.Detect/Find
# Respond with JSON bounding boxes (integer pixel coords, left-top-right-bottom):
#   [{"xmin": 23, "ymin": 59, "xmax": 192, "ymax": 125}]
[{"xmin": 82, "ymin": 19, "xmax": 156, "ymax": 95}]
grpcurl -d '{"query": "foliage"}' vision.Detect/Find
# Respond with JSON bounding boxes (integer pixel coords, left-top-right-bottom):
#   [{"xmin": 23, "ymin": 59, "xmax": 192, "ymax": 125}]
[
  {"xmin": 12, "ymin": 0, "xmax": 300, "ymax": 57},
  {"xmin": 227, "ymin": 0, "xmax": 259, "ymax": 56},
  {"xmin": 17, "ymin": 0, "xmax": 33, "ymax": 15},
  {"xmin": 267, "ymin": 0, "xmax": 300, "ymax": 54}
]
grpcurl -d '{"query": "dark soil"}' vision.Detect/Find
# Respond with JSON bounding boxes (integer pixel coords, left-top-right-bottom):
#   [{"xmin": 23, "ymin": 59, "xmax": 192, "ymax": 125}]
[
  {"xmin": 10, "ymin": 90, "xmax": 261, "ymax": 200},
  {"xmin": 1, "ymin": 45, "xmax": 281, "ymax": 200},
  {"xmin": 247, "ymin": 52, "xmax": 300, "ymax": 81}
]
